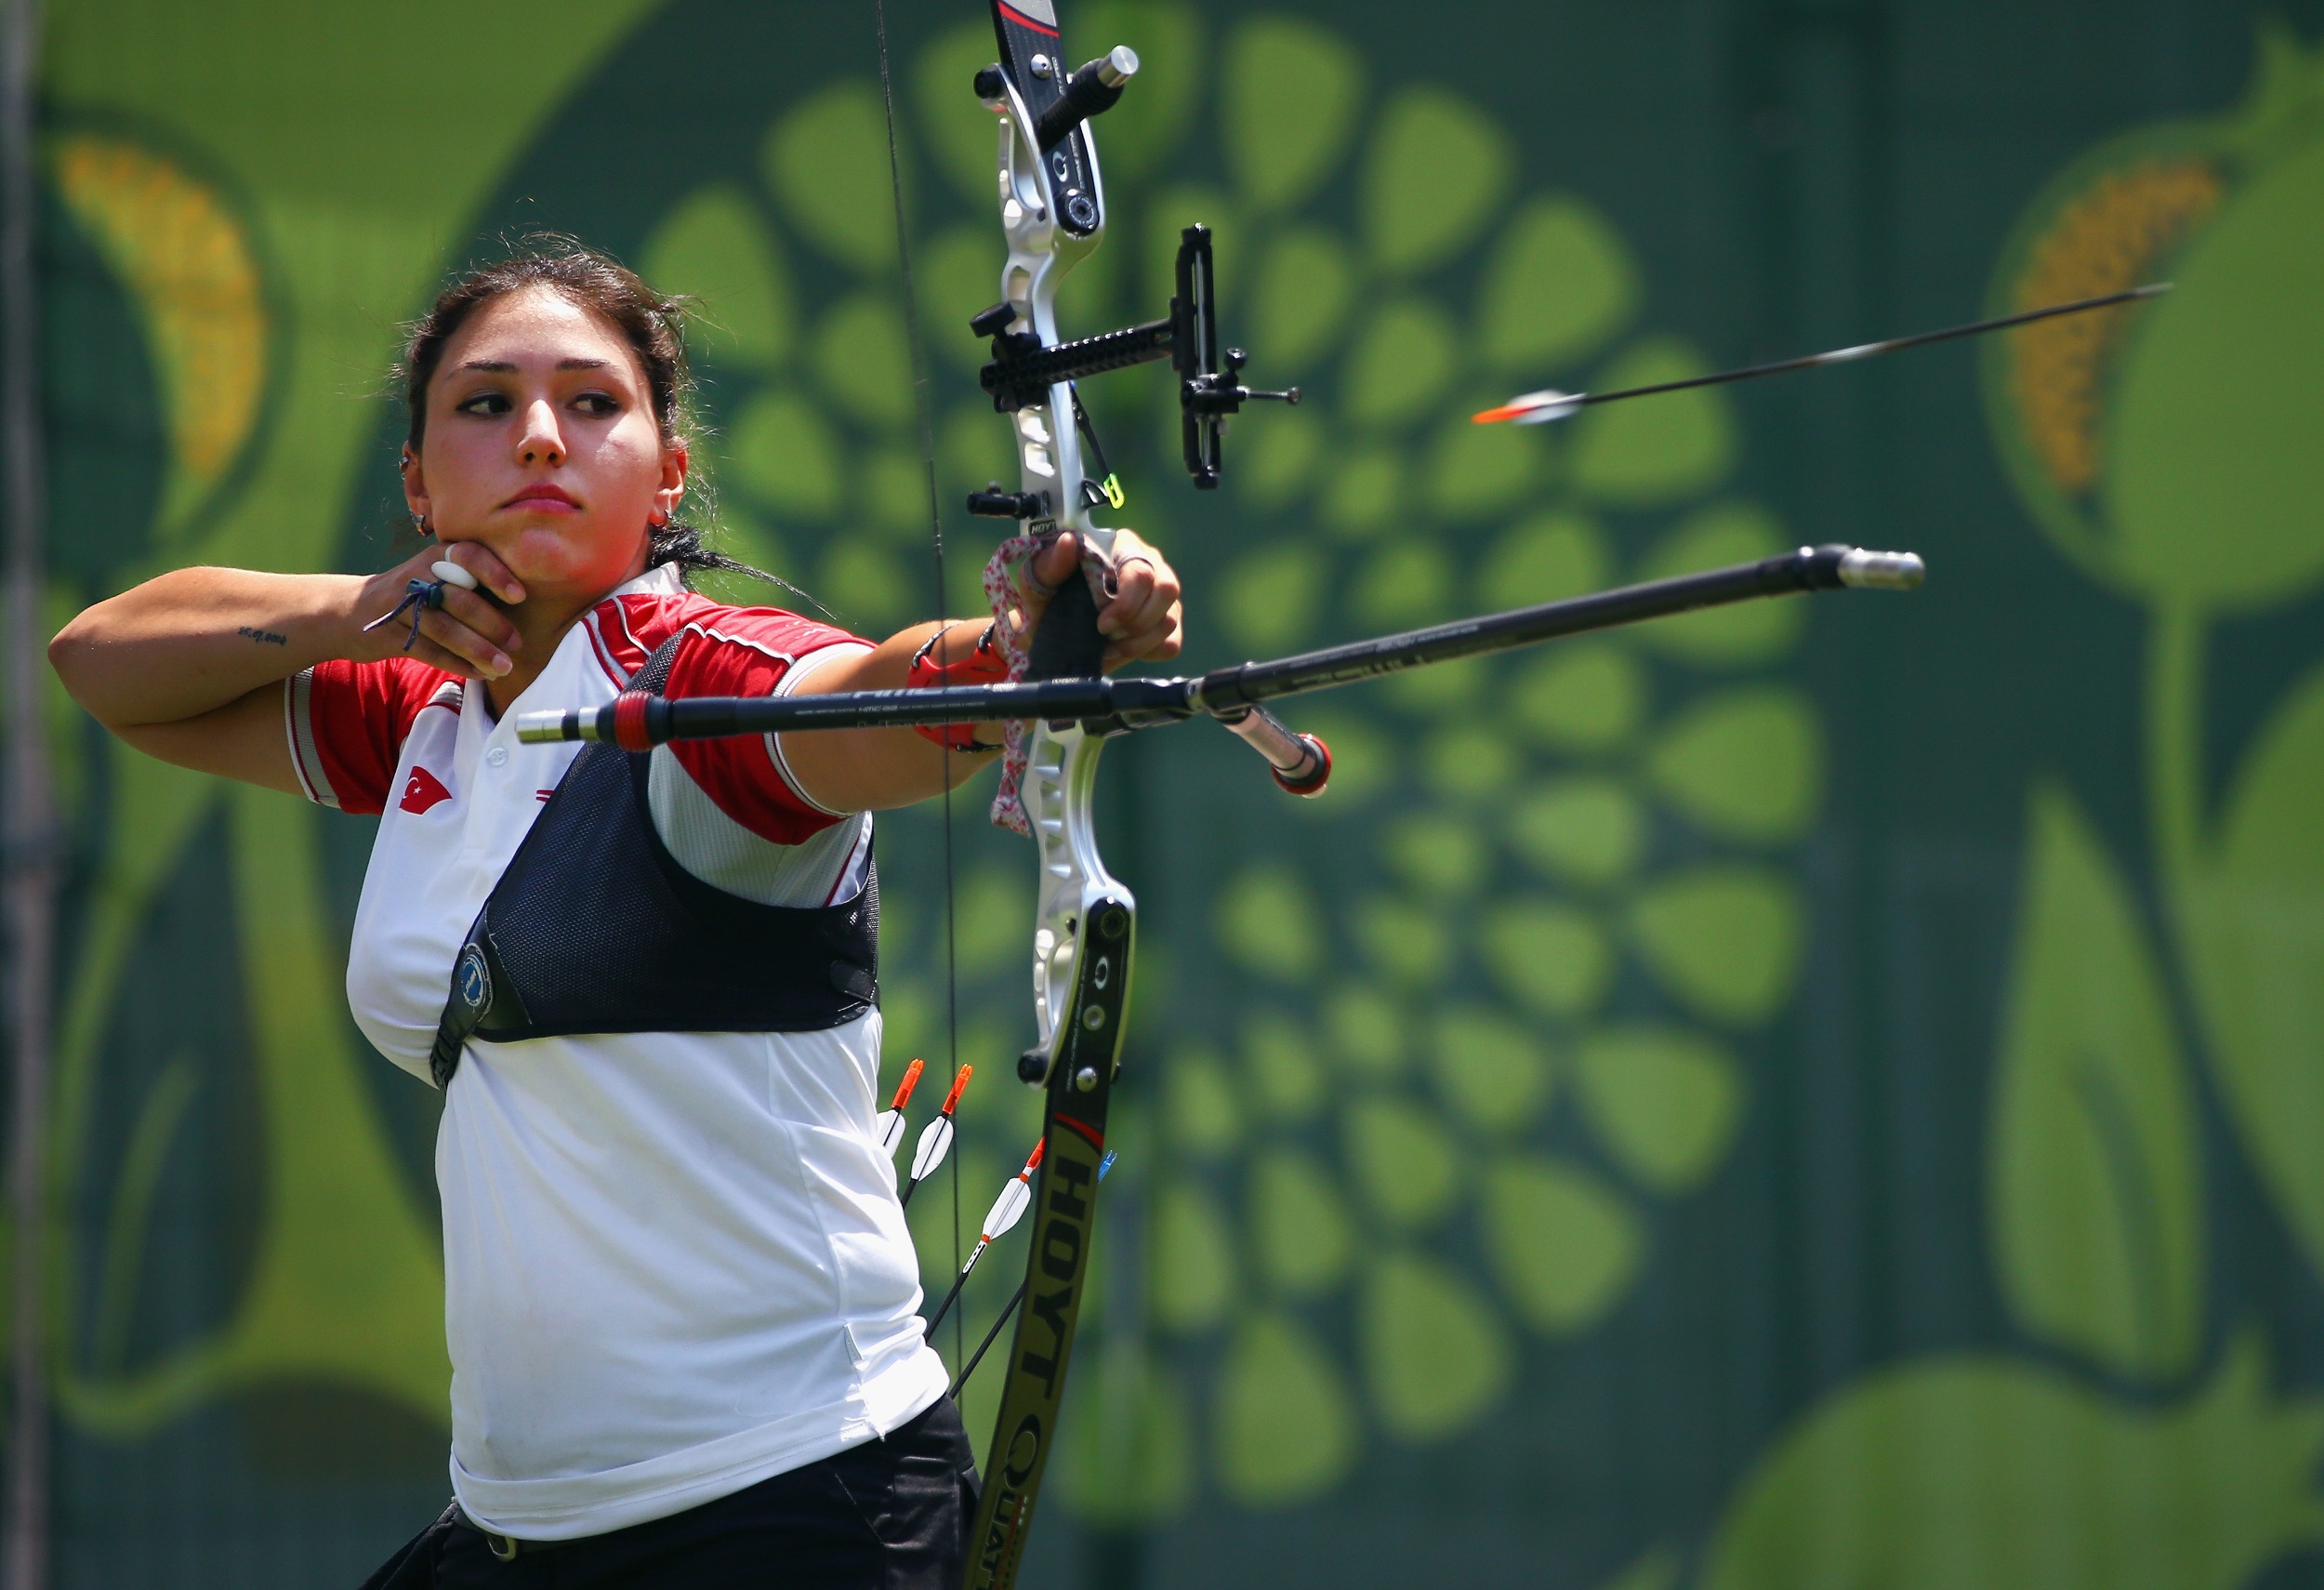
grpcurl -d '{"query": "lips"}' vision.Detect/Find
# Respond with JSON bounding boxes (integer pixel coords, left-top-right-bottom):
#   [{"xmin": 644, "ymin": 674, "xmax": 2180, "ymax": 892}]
[{"xmin": 505, "ymin": 484, "xmax": 579, "ymax": 510}]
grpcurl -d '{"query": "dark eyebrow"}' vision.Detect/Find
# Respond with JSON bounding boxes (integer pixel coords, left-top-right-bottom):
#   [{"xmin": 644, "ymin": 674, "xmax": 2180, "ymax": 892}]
[{"xmin": 451, "ymin": 357, "xmax": 614, "ymax": 374}]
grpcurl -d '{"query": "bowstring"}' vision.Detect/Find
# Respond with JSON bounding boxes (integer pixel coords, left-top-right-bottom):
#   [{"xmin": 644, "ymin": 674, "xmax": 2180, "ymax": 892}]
[{"xmin": 872, "ymin": 0, "xmax": 968, "ymax": 1373}]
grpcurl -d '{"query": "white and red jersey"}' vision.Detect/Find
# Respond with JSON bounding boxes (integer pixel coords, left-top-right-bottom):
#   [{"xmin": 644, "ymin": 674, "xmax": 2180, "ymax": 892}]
[{"xmin": 284, "ymin": 563, "xmax": 947, "ymax": 1541}]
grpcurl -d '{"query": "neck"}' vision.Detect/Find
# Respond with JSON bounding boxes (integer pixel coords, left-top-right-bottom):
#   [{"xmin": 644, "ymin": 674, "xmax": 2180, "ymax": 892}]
[{"xmin": 482, "ymin": 552, "xmax": 656, "ymax": 716}]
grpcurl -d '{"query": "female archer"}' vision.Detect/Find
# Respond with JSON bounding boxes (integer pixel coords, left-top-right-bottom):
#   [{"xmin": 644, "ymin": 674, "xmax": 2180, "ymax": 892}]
[{"xmin": 48, "ymin": 238, "xmax": 1183, "ymax": 1587}]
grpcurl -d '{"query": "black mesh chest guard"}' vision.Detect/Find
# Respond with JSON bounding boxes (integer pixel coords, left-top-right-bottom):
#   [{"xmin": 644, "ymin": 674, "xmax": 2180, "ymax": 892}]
[{"xmin": 428, "ymin": 633, "xmax": 878, "ymax": 1087}]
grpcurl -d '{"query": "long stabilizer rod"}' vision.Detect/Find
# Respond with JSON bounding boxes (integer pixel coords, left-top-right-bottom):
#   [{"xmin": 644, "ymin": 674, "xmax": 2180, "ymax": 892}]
[{"xmin": 515, "ymin": 544, "xmax": 1923, "ymax": 749}]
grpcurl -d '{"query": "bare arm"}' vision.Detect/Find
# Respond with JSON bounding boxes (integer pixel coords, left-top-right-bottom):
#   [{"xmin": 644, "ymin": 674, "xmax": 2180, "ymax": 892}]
[
  {"xmin": 48, "ymin": 544, "xmax": 525, "ymax": 791},
  {"xmin": 780, "ymin": 530, "xmax": 1183, "ymax": 814}
]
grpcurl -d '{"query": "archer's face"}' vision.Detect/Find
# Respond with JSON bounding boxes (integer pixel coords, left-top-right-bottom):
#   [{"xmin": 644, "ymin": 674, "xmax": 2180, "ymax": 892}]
[{"xmin": 403, "ymin": 285, "xmax": 685, "ymax": 599}]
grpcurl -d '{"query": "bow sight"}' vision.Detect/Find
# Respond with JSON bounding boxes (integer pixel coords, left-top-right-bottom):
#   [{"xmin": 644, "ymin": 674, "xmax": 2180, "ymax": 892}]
[
  {"xmin": 970, "ymin": 224, "xmax": 1299, "ymax": 498},
  {"xmin": 964, "ymin": 23, "xmax": 1294, "ymax": 512}
]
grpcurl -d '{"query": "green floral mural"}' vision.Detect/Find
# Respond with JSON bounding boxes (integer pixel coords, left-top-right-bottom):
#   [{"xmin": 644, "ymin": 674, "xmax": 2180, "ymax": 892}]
[
  {"xmin": 22, "ymin": 0, "xmax": 2324, "ymax": 1584},
  {"xmin": 627, "ymin": 4, "xmax": 1826, "ymax": 1522},
  {"xmin": 1684, "ymin": 24, "xmax": 2324, "ymax": 1590}
]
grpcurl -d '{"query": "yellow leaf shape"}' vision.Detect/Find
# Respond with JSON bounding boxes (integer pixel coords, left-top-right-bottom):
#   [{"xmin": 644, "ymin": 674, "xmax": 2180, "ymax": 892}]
[
  {"xmin": 1629, "ymin": 865, "xmax": 1805, "ymax": 1027},
  {"xmin": 1381, "ymin": 812, "xmax": 1490, "ymax": 898},
  {"xmin": 1360, "ymin": 88, "xmax": 1513, "ymax": 279},
  {"xmin": 810, "ymin": 293, "xmax": 912, "ymax": 428},
  {"xmin": 1224, "ymin": 16, "xmax": 1365, "ymax": 210},
  {"xmin": 1424, "ymin": 409, "xmax": 1551, "ymax": 523},
  {"xmin": 1248, "ymin": 1146, "xmax": 1355, "ymax": 1298},
  {"xmin": 1251, "ymin": 226, "xmax": 1357, "ymax": 376},
  {"xmin": 1510, "ymin": 775, "xmax": 1647, "ymax": 886},
  {"xmin": 1508, "ymin": 643, "xmax": 1649, "ymax": 751},
  {"xmin": 1477, "ymin": 510, "xmax": 1611, "ymax": 608},
  {"xmin": 1235, "ymin": 404, "xmax": 1328, "ymax": 512},
  {"xmin": 1342, "ymin": 1094, "xmax": 1461, "ymax": 1230},
  {"xmin": 815, "ymin": 540, "xmax": 912, "ymax": 634},
  {"xmin": 1323, "ymin": 985, "xmax": 1408, "ymax": 1080},
  {"xmin": 1215, "ymin": 863, "xmax": 1325, "ymax": 982},
  {"xmin": 1477, "ymin": 195, "xmax": 1642, "ymax": 376},
  {"xmin": 639, "ymin": 184, "xmax": 793, "ymax": 370},
  {"xmin": 1246, "ymin": 1009, "xmax": 1327, "ymax": 1120},
  {"xmin": 1054, "ymin": 1338, "xmax": 1195, "ymax": 1526},
  {"xmin": 2185, "ymin": 660, "xmax": 2324, "ymax": 1286},
  {"xmin": 761, "ymin": 82, "xmax": 898, "ymax": 272},
  {"xmin": 1571, "ymin": 338, "xmax": 1738, "ymax": 506},
  {"xmin": 1214, "ymin": 1313, "xmax": 1358, "ymax": 1505},
  {"xmin": 1360, "ymin": 1250, "xmax": 1513, "ymax": 1439},
  {"xmin": 1162, "ymin": 1043, "xmax": 1245, "ymax": 1158},
  {"xmin": 1344, "ymin": 296, "xmax": 1462, "ymax": 430},
  {"xmin": 727, "ymin": 387, "xmax": 844, "ymax": 520},
  {"xmin": 1479, "ymin": 900, "xmax": 1615, "ymax": 1019},
  {"xmin": 1997, "ymin": 784, "xmax": 2201, "ymax": 1379},
  {"xmin": 1350, "ymin": 537, "xmax": 1455, "ymax": 627},
  {"xmin": 51, "ymin": 135, "xmax": 267, "ymax": 536},
  {"xmin": 1319, "ymin": 446, "xmax": 1407, "ymax": 538},
  {"xmin": 1576, "ymin": 1025, "xmax": 1743, "ymax": 1194},
  {"xmin": 1649, "ymin": 685, "xmax": 1827, "ymax": 843},
  {"xmin": 1151, "ymin": 1178, "xmax": 1236, "ymax": 1334},
  {"xmin": 1432, "ymin": 1004, "xmax": 1553, "ymax": 1136},
  {"xmin": 1484, "ymin": 1153, "xmax": 1644, "ymax": 1334},
  {"xmin": 1420, "ymin": 722, "xmax": 1522, "ymax": 800},
  {"xmin": 1353, "ymin": 894, "xmax": 1454, "ymax": 987}
]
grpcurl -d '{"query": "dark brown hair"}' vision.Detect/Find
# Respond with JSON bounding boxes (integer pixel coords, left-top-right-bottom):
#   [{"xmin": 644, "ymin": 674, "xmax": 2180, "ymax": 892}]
[{"xmin": 398, "ymin": 234, "xmax": 773, "ymax": 589}]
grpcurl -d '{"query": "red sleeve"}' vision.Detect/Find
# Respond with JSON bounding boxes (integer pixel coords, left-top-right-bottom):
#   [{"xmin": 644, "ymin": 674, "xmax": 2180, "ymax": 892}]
[
  {"xmin": 653, "ymin": 599, "xmax": 874, "ymax": 845},
  {"xmin": 285, "ymin": 656, "xmax": 460, "ymax": 815}
]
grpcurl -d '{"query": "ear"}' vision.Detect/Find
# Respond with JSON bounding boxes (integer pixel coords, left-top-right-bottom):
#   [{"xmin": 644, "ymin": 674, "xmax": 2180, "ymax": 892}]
[
  {"xmin": 654, "ymin": 442, "xmax": 689, "ymax": 523},
  {"xmin": 401, "ymin": 446, "xmax": 431, "ymax": 523}
]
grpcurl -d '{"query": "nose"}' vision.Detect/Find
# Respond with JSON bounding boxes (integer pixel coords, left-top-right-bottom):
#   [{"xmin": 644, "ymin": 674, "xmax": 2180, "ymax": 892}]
[{"xmin": 516, "ymin": 399, "xmax": 565, "ymax": 468}]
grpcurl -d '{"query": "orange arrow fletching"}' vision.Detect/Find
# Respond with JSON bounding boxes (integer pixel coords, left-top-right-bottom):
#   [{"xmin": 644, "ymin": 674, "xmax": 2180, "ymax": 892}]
[{"xmin": 1472, "ymin": 389, "xmax": 1583, "ymax": 426}]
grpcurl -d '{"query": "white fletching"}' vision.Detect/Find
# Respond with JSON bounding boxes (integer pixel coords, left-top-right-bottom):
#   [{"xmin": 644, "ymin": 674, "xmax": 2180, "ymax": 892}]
[
  {"xmin": 1510, "ymin": 391, "xmax": 1583, "ymax": 425},
  {"xmin": 874, "ymin": 1108, "xmax": 908, "ymax": 1159},
  {"xmin": 910, "ymin": 1116, "xmax": 956, "ymax": 1183},
  {"xmin": 983, "ymin": 1173, "xmax": 1032, "ymax": 1243}
]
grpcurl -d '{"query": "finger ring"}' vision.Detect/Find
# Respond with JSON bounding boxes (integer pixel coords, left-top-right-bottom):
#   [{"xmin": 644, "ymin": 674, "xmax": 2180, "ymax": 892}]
[
  {"xmin": 360, "ymin": 577, "xmax": 447, "ymax": 652},
  {"xmin": 1116, "ymin": 554, "xmax": 1154, "ymax": 574}
]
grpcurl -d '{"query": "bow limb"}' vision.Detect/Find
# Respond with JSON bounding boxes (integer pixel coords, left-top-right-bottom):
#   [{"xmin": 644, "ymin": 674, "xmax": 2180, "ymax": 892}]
[{"xmin": 955, "ymin": 5, "xmax": 1137, "ymax": 1584}]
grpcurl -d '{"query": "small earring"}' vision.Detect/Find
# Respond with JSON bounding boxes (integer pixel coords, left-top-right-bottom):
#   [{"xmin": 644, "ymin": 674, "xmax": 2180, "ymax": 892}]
[{"xmin": 410, "ymin": 510, "xmax": 430, "ymax": 535}]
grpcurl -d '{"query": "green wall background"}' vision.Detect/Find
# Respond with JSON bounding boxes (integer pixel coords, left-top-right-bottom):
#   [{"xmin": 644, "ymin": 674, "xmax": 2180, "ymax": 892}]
[{"xmin": 12, "ymin": 0, "xmax": 2324, "ymax": 1584}]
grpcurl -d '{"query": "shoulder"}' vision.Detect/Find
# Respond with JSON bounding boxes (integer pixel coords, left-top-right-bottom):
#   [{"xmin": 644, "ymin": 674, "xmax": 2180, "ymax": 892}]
[
  {"xmin": 588, "ymin": 586, "xmax": 871, "ymax": 696},
  {"xmin": 288, "ymin": 656, "xmax": 464, "ymax": 813}
]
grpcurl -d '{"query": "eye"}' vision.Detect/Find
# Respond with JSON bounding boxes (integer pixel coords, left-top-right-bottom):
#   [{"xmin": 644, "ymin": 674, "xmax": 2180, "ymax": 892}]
[
  {"xmin": 456, "ymin": 390, "xmax": 511, "ymax": 417},
  {"xmin": 573, "ymin": 391, "xmax": 621, "ymax": 417}
]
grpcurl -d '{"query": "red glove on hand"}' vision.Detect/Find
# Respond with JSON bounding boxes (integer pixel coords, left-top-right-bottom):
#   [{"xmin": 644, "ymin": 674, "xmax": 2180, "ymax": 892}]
[{"xmin": 907, "ymin": 624, "xmax": 1010, "ymax": 752}]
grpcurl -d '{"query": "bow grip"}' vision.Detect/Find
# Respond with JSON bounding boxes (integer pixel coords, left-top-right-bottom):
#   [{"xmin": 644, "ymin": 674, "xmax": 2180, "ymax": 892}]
[{"xmin": 1024, "ymin": 569, "xmax": 1107, "ymax": 683}]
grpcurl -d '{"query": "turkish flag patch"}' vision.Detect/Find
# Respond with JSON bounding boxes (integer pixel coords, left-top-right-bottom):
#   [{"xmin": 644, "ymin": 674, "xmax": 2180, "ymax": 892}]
[{"xmin": 400, "ymin": 766, "xmax": 454, "ymax": 814}]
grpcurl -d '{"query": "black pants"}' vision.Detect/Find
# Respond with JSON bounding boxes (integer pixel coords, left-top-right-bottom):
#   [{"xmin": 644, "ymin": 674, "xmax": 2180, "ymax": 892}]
[{"xmin": 360, "ymin": 1398, "xmax": 979, "ymax": 1589}]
